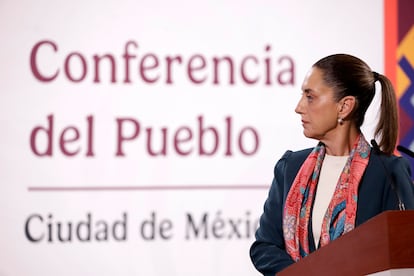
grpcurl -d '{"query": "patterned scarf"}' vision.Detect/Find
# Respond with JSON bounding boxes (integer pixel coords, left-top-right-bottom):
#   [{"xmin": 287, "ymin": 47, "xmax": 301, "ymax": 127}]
[{"xmin": 282, "ymin": 134, "xmax": 370, "ymax": 262}]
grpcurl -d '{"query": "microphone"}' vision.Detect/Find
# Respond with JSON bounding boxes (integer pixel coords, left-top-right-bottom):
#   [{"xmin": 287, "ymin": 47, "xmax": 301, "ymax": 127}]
[
  {"xmin": 370, "ymin": 139, "xmax": 405, "ymax": 211},
  {"xmin": 397, "ymin": 144, "xmax": 414, "ymax": 159}
]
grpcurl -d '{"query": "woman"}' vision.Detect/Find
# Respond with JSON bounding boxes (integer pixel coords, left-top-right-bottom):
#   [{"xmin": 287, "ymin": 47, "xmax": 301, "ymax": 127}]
[{"xmin": 250, "ymin": 54, "xmax": 414, "ymax": 275}]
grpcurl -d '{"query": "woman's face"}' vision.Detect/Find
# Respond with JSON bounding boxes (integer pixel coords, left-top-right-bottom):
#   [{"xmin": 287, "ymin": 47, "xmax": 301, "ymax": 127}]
[{"xmin": 295, "ymin": 67, "xmax": 341, "ymax": 141}]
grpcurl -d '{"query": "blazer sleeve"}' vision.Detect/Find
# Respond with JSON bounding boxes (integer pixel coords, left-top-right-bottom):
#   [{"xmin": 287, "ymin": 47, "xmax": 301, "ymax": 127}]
[{"xmin": 249, "ymin": 151, "xmax": 295, "ymax": 276}]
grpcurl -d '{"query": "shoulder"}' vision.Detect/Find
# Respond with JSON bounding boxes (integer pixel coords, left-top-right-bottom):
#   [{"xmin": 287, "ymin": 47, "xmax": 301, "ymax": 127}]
[
  {"xmin": 368, "ymin": 149, "xmax": 411, "ymax": 173},
  {"xmin": 362, "ymin": 149, "xmax": 414, "ymax": 211},
  {"xmin": 363, "ymin": 149, "xmax": 413, "ymax": 195},
  {"xmin": 274, "ymin": 148, "xmax": 313, "ymax": 179},
  {"xmin": 277, "ymin": 148, "xmax": 312, "ymax": 166}
]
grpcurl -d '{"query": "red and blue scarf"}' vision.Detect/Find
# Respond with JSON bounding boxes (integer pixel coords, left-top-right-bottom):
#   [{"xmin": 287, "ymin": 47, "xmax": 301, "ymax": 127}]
[{"xmin": 283, "ymin": 134, "xmax": 370, "ymax": 261}]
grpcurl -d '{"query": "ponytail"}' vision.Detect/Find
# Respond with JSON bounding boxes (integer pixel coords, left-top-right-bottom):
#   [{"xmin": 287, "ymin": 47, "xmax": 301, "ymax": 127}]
[{"xmin": 374, "ymin": 73, "xmax": 399, "ymax": 155}]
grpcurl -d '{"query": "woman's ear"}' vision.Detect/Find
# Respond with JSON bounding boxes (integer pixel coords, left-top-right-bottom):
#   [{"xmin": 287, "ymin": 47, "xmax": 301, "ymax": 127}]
[{"xmin": 338, "ymin": 96, "xmax": 356, "ymax": 119}]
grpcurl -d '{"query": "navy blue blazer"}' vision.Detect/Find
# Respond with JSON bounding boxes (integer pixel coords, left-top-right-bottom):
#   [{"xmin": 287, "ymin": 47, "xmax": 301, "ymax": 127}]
[{"xmin": 250, "ymin": 148, "xmax": 414, "ymax": 276}]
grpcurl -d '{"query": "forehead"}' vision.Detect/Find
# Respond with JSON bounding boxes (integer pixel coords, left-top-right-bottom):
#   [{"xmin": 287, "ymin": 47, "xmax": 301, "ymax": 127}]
[{"xmin": 301, "ymin": 67, "xmax": 329, "ymax": 93}]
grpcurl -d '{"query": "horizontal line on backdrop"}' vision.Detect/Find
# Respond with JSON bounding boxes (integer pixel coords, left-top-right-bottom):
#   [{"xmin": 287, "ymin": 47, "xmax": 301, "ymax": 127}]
[{"xmin": 27, "ymin": 185, "xmax": 269, "ymax": 192}]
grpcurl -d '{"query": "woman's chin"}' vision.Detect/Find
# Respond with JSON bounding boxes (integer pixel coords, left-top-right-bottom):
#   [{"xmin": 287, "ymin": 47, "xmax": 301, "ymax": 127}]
[{"xmin": 303, "ymin": 131, "xmax": 318, "ymax": 140}]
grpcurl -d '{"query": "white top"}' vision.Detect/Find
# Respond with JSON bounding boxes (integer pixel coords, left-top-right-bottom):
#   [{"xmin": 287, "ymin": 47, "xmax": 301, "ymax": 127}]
[{"xmin": 312, "ymin": 154, "xmax": 348, "ymax": 247}]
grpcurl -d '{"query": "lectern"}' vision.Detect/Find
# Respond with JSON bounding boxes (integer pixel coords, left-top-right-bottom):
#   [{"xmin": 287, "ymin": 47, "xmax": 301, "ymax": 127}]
[{"xmin": 279, "ymin": 210, "xmax": 414, "ymax": 275}]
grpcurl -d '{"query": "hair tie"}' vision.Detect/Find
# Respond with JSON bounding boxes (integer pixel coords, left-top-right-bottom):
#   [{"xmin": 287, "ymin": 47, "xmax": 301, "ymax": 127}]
[{"xmin": 373, "ymin": 71, "xmax": 379, "ymax": 82}]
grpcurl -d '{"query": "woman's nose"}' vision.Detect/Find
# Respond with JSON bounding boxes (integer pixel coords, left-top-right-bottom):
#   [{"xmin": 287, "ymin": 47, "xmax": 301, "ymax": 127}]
[{"xmin": 295, "ymin": 96, "xmax": 304, "ymax": 114}]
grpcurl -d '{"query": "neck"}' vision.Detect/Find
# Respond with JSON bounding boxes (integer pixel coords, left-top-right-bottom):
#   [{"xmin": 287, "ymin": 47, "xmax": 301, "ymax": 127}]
[{"xmin": 321, "ymin": 126, "xmax": 360, "ymax": 156}]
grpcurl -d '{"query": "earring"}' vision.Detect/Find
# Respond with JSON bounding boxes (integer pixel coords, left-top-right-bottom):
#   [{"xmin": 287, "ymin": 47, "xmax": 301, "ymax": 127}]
[{"xmin": 338, "ymin": 117, "xmax": 344, "ymax": 125}]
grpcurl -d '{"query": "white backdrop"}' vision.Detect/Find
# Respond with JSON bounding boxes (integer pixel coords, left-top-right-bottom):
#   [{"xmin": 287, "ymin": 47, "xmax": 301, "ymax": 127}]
[{"xmin": 0, "ymin": 0, "xmax": 383, "ymax": 275}]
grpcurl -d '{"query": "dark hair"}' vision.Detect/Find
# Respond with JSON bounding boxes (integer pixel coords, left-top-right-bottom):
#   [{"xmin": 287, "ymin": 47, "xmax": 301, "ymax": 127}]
[{"xmin": 313, "ymin": 54, "xmax": 398, "ymax": 155}]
